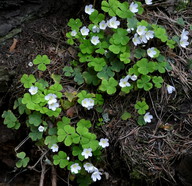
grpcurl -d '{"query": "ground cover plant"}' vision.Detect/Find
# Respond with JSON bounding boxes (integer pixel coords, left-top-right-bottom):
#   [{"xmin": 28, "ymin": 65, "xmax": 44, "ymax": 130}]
[{"xmin": 1, "ymin": 0, "xmax": 191, "ymax": 185}]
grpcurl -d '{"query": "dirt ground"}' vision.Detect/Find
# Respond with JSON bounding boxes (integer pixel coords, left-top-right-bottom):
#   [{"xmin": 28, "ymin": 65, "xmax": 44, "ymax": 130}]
[{"xmin": 0, "ymin": 1, "xmax": 192, "ymax": 186}]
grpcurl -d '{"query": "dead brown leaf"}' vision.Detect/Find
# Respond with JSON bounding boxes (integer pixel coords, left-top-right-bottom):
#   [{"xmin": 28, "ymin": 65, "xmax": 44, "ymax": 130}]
[{"xmin": 9, "ymin": 38, "xmax": 18, "ymax": 53}]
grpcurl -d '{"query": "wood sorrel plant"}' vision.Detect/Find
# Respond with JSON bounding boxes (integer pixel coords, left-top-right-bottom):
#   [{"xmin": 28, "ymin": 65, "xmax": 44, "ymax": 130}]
[
  {"xmin": 2, "ymin": 0, "xmax": 184, "ymax": 185},
  {"xmin": 2, "ymin": 54, "xmax": 107, "ymax": 184},
  {"xmin": 66, "ymin": 0, "xmax": 176, "ymax": 125}
]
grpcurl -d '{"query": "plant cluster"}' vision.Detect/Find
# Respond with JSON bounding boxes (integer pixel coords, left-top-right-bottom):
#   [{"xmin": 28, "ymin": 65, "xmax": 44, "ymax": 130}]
[{"xmin": 2, "ymin": 0, "xmax": 189, "ymax": 185}]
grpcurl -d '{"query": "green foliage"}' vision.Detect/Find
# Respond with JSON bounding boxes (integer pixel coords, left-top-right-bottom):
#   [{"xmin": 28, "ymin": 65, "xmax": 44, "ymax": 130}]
[
  {"xmin": 134, "ymin": 100, "xmax": 149, "ymax": 115},
  {"xmin": 20, "ymin": 74, "xmax": 36, "ymax": 88},
  {"xmin": 99, "ymin": 77, "xmax": 118, "ymax": 94},
  {"xmin": 33, "ymin": 55, "xmax": 51, "ymax": 71},
  {"xmin": 53, "ymin": 151, "xmax": 69, "ymax": 168},
  {"xmin": 16, "ymin": 152, "xmax": 30, "ymax": 168},
  {"xmin": 137, "ymin": 75, "xmax": 153, "ymax": 91},
  {"xmin": 121, "ymin": 112, "xmax": 131, "ymax": 120},
  {"xmin": 2, "ymin": 110, "xmax": 20, "ymax": 129}
]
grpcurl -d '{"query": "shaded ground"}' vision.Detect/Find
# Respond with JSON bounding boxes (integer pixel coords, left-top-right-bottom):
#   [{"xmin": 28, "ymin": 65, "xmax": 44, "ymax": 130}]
[{"xmin": 0, "ymin": 1, "xmax": 192, "ymax": 186}]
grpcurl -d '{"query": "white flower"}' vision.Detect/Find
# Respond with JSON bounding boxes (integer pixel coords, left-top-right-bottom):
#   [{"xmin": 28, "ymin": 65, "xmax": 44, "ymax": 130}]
[
  {"xmin": 28, "ymin": 62, "xmax": 33, "ymax": 67},
  {"xmin": 91, "ymin": 36, "xmax": 100, "ymax": 45},
  {"xmin": 92, "ymin": 25, "xmax": 100, "ymax": 33},
  {"xmin": 81, "ymin": 98, "xmax": 94, "ymax": 110},
  {"xmin": 91, "ymin": 171, "xmax": 102, "ymax": 182},
  {"xmin": 99, "ymin": 20, "xmax": 107, "ymax": 30},
  {"xmin": 181, "ymin": 29, "xmax": 189, "ymax": 40},
  {"xmin": 81, "ymin": 148, "xmax": 92, "ymax": 159},
  {"xmin": 131, "ymin": 75, "xmax": 137, "ymax": 81},
  {"xmin": 147, "ymin": 47, "xmax": 157, "ymax": 58},
  {"xmin": 67, "ymin": 157, "xmax": 70, "ymax": 160},
  {"xmin": 144, "ymin": 112, "xmax": 153, "ymax": 123},
  {"xmin": 70, "ymin": 163, "xmax": 81, "ymax": 174},
  {"xmin": 137, "ymin": 26, "xmax": 147, "ymax": 36},
  {"xmin": 145, "ymin": 30, "xmax": 154, "ymax": 40},
  {"xmin": 129, "ymin": 2, "xmax": 138, "ymax": 13},
  {"xmin": 145, "ymin": 0, "xmax": 153, "ymax": 5},
  {"xmin": 84, "ymin": 163, "xmax": 95, "ymax": 173},
  {"xmin": 99, "ymin": 138, "xmax": 109, "ymax": 148},
  {"xmin": 180, "ymin": 39, "xmax": 189, "ymax": 48},
  {"xmin": 140, "ymin": 34, "xmax": 148, "ymax": 43},
  {"xmin": 119, "ymin": 76, "xmax": 131, "ymax": 88},
  {"xmin": 107, "ymin": 17, "xmax": 120, "ymax": 29},
  {"xmin": 51, "ymin": 144, "xmax": 59, "ymax": 152},
  {"xmin": 132, "ymin": 33, "xmax": 141, "ymax": 46},
  {"xmin": 85, "ymin": 4, "xmax": 95, "ymax": 15},
  {"xmin": 167, "ymin": 85, "xmax": 176, "ymax": 94},
  {"xmin": 127, "ymin": 28, "xmax": 134, "ymax": 33},
  {"xmin": 48, "ymin": 102, "xmax": 59, "ymax": 111},
  {"xmin": 80, "ymin": 26, "xmax": 90, "ymax": 36},
  {"xmin": 71, "ymin": 30, "xmax": 77, "ymax": 36},
  {"xmin": 38, "ymin": 125, "xmax": 45, "ymax": 132},
  {"xmin": 45, "ymin": 93, "xmax": 57, "ymax": 104},
  {"xmin": 29, "ymin": 86, "xmax": 38, "ymax": 95}
]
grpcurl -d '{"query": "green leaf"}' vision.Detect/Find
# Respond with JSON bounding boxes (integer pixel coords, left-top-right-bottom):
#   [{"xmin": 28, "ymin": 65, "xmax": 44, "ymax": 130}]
[
  {"xmin": 116, "ymin": 2, "xmax": 133, "ymax": 18},
  {"xmin": 120, "ymin": 52, "xmax": 130, "ymax": 64},
  {"xmin": 127, "ymin": 17, "xmax": 138, "ymax": 29},
  {"xmin": 67, "ymin": 18, "xmax": 82, "ymax": 30},
  {"xmin": 89, "ymin": 10, "xmax": 104, "ymax": 24},
  {"xmin": 74, "ymin": 68, "xmax": 84, "ymax": 85},
  {"xmin": 110, "ymin": 60, "xmax": 124, "ymax": 72},
  {"xmin": 137, "ymin": 58, "xmax": 155, "ymax": 75},
  {"xmin": 112, "ymin": 28, "xmax": 130, "ymax": 45},
  {"xmin": 99, "ymin": 77, "xmax": 118, "ymax": 94},
  {"xmin": 29, "ymin": 111, "xmax": 42, "ymax": 126},
  {"xmin": 121, "ymin": 112, "xmax": 131, "ymax": 120},
  {"xmin": 137, "ymin": 115, "xmax": 146, "ymax": 126},
  {"xmin": 51, "ymin": 74, "xmax": 61, "ymax": 83},
  {"xmin": 101, "ymin": 0, "xmax": 118, "ymax": 16},
  {"xmin": 16, "ymin": 152, "xmax": 26, "ymax": 159},
  {"xmin": 77, "ymin": 119, "xmax": 92, "ymax": 128},
  {"xmin": 176, "ymin": 17, "xmax": 185, "ymax": 26},
  {"xmin": 97, "ymin": 66, "xmax": 115, "ymax": 80},
  {"xmin": 44, "ymin": 135, "xmax": 57, "ymax": 148},
  {"xmin": 88, "ymin": 58, "xmax": 106, "ymax": 72},
  {"xmin": 29, "ymin": 128, "xmax": 43, "ymax": 141},
  {"xmin": 134, "ymin": 48, "xmax": 146, "ymax": 59},
  {"xmin": 83, "ymin": 70, "xmax": 100, "ymax": 86},
  {"xmin": 137, "ymin": 75, "xmax": 153, "ymax": 91},
  {"xmin": 134, "ymin": 100, "xmax": 149, "ymax": 115},
  {"xmin": 152, "ymin": 76, "xmax": 164, "ymax": 88},
  {"xmin": 20, "ymin": 74, "xmax": 36, "ymax": 88},
  {"xmin": 63, "ymin": 66, "xmax": 74, "ymax": 77},
  {"xmin": 2, "ymin": 110, "xmax": 21, "ymax": 129},
  {"xmin": 33, "ymin": 55, "xmax": 50, "ymax": 71},
  {"xmin": 154, "ymin": 62, "xmax": 167, "ymax": 73},
  {"xmin": 14, "ymin": 98, "xmax": 30, "ymax": 115},
  {"xmin": 109, "ymin": 44, "xmax": 121, "ymax": 54},
  {"xmin": 79, "ymin": 40, "xmax": 94, "ymax": 54},
  {"xmin": 53, "ymin": 151, "xmax": 69, "ymax": 168}
]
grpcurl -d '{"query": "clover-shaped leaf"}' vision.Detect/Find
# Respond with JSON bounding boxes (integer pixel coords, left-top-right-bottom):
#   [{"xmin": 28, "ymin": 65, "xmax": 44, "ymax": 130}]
[
  {"xmin": 16, "ymin": 152, "xmax": 30, "ymax": 168},
  {"xmin": 53, "ymin": 151, "xmax": 69, "ymax": 168},
  {"xmin": 29, "ymin": 111, "xmax": 42, "ymax": 126},
  {"xmin": 137, "ymin": 75, "xmax": 153, "ymax": 91},
  {"xmin": 21, "ymin": 74, "xmax": 36, "ymax": 88},
  {"xmin": 83, "ymin": 70, "xmax": 100, "ymax": 86},
  {"xmin": 44, "ymin": 135, "xmax": 57, "ymax": 148},
  {"xmin": 29, "ymin": 127, "xmax": 43, "ymax": 141},
  {"xmin": 33, "ymin": 55, "xmax": 50, "ymax": 71},
  {"xmin": 116, "ymin": 1, "xmax": 133, "ymax": 18},
  {"xmin": 88, "ymin": 58, "xmax": 106, "ymax": 72},
  {"xmin": 99, "ymin": 77, "xmax": 118, "ymax": 94},
  {"xmin": 112, "ymin": 28, "xmax": 130, "ymax": 45},
  {"xmin": 134, "ymin": 100, "xmax": 149, "ymax": 115},
  {"xmin": 154, "ymin": 62, "xmax": 167, "ymax": 73},
  {"xmin": 79, "ymin": 40, "xmax": 94, "ymax": 54},
  {"xmin": 137, "ymin": 58, "xmax": 155, "ymax": 75},
  {"xmin": 152, "ymin": 76, "xmax": 164, "ymax": 88},
  {"xmin": 97, "ymin": 66, "xmax": 115, "ymax": 80},
  {"xmin": 120, "ymin": 52, "xmax": 131, "ymax": 64},
  {"xmin": 89, "ymin": 10, "xmax": 104, "ymax": 24},
  {"xmin": 101, "ymin": 0, "xmax": 118, "ymax": 16},
  {"xmin": 72, "ymin": 146, "xmax": 84, "ymax": 161},
  {"xmin": 110, "ymin": 60, "xmax": 124, "ymax": 72},
  {"xmin": 67, "ymin": 18, "xmax": 82, "ymax": 30},
  {"xmin": 77, "ymin": 119, "xmax": 92, "ymax": 128},
  {"xmin": 2, "ymin": 110, "xmax": 20, "ymax": 129},
  {"xmin": 63, "ymin": 66, "xmax": 74, "ymax": 77},
  {"xmin": 14, "ymin": 98, "xmax": 30, "ymax": 115}
]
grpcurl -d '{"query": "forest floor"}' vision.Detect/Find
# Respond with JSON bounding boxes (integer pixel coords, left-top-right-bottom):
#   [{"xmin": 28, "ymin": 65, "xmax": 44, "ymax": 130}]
[{"xmin": 0, "ymin": 1, "xmax": 192, "ymax": 186}]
